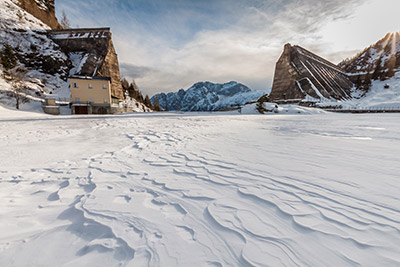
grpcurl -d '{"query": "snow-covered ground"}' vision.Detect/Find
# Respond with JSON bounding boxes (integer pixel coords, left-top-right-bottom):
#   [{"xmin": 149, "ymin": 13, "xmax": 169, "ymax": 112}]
[
  {"xmin": 0, "ymin": 110, "xmax": 399, "ymax": 266},
  {"xmin": 318, "ymin": 71, "xmax": 400, "ymax": 110}
]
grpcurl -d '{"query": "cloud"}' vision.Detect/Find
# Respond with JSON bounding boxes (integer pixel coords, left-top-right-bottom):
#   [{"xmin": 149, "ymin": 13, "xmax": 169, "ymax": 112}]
[
  {"xmin": 119, "ymin": 63, "xmax": 153, "ymax": 79},
  {"xmin": 56, "ymin": 0, "xmax": 365, "ymax": 96}
]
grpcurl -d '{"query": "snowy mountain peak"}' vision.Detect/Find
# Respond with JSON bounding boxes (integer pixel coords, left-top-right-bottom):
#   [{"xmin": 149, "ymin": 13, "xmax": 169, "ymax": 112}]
[{"xmin": 151, "ymin": 81, "xmax": 265, "ymax": 111}]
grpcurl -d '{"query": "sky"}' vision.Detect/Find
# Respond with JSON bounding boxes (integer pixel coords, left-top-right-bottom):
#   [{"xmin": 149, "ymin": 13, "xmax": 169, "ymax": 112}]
[{"xmin": 55, "ymin": 0, "xmax": 400, "ymax": 96}]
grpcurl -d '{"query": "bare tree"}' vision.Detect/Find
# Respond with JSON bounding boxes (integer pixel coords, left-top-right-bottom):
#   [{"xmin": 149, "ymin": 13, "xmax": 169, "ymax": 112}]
[
  {"xmin": 8, "ymin": 68, "xmax": 29, "ymax": 109},
  {"xmin": 2, "ymin": 67, "xmax": 29, "ymax": 109},
  {"xmin": 1, "ymin": 44, "xmax": 28, "ymax": 109},
  {"xmin": 60, "ymin": 10, "xmax": 70, "ymax": 29}
]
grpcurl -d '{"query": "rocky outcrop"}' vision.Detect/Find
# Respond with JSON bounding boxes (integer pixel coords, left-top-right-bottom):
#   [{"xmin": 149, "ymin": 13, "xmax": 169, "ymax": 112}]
[
  {"xmin": 48, "ymin": 28, "xmax": 124, "ymax": 99},
  {"xmin": 17, "ymin": 0, "xmax": 61, "ymax": 29},
  {"xmin": 151, "ymin": 81, "xmax": 265, "ymax": 111},
  {"xmin": 270, "ymin": 44, "xmax": 353, "ymax": 102}
]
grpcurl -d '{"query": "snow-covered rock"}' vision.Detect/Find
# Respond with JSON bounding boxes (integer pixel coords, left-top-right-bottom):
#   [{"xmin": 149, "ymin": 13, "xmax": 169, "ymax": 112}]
[
  {"xmin": 151, "ymin": 81, "xmax": 266, "ymax": 111},
  {"xmin": 340, "ymin": 32, "xmax": 400, "ymax": 82},
  {"xmin": 0, "ymin": 0, "xmax": 69, "ymax": 101},
  {"xmin": 318, "ymin": 71, "xmax": 400, "ymax": 110},
  {"xmin": 0, "ymin": 0, "xmax": 149, "ymax": 112}
]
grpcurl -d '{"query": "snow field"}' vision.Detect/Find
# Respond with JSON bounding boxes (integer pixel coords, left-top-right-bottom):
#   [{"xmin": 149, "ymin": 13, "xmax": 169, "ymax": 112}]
[{"xmin": 0, "ymin": 112, "xmax": 399, "ymax": 266}]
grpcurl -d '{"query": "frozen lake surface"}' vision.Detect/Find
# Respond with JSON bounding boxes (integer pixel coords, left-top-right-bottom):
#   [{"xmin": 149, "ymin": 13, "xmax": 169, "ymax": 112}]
[{"xmin": 0, "ymin": 111, "xmax": 399, "ymax": 266}]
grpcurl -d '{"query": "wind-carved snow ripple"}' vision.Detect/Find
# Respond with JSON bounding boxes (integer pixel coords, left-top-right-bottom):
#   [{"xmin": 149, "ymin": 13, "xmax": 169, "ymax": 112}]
[
  {"xmin": 124, "ymin": 128, "xmax": 400, "ymax": 266},
  {"xmin": 2, "ymin": 116, "xmax": 399, "ymax": 266}
]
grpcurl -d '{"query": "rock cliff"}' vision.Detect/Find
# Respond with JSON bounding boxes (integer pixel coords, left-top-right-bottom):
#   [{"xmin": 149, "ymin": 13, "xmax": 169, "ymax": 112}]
[
  {"xmin": 17, "ymin": 0, "xmax": 61, "ymax": 29},
  {"xmin": 0, "ymin": 0, "xmax": 69, "ymax": 99}
]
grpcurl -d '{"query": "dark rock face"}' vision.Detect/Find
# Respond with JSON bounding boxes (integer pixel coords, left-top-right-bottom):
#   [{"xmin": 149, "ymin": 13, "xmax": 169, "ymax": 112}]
[
  {"xmin": 339, "ymin": 32, "xmax": 400, "ymax": 83},
  {"xmin": 17, "ymin": 0, "xmax": 61, "ymax": 29},
  {"xmin": 49, "ymin": 28, "xmax": 124, "ymax": 99},
  {"xmin": 270, "ymin": 44, "xmax": 353, "ymax": 102},
  {"xmin": 151, "ymin": 81, "xmax": 264, "ymax": 111}
]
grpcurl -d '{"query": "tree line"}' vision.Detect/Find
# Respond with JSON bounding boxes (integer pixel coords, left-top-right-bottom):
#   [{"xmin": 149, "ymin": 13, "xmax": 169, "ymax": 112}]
[
  {"xmin": 121, "ymin": 78, "xmax": 161, "ymax": 111},
  {"xmin": 0, "ymin": 43, "xmax": 29, "ymax": 109}
]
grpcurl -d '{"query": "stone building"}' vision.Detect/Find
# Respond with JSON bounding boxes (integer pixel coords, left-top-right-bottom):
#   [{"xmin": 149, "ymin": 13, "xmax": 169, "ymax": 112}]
[{"xmin": 269, "ymin": 44, "xmax": 354, "ymax": 103}]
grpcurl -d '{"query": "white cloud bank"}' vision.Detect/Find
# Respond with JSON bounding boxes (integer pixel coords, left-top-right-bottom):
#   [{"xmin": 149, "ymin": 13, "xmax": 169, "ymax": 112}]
[{"xmin": 55, "ymin": 0, "xmax": 399, "ymax": 96}]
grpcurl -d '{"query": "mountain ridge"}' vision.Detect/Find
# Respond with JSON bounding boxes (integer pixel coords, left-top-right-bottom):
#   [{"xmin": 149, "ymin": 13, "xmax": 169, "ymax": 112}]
[
  {"xmin": 339, "ymin": 31, "xmax": 400, "ymax": 86},
  {"xmin": 151, "ymin": 81, "xmax": 265, "ymax": 111}
]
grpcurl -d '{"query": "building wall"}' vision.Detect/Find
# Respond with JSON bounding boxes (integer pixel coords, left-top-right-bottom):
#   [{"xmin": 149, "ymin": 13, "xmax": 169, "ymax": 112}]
[{"xmin": 70, "ymin": 78, "xmax": 111, "ymax": 105}]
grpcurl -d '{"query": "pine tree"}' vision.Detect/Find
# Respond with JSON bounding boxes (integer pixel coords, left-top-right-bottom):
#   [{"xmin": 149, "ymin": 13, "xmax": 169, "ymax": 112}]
[
  {"xmin": 121, "ymin": 78, "xmax": 129, "ymax": 91},
  {"xmin": 387, "ymin": 55, "xmax": 396, "ymax": 78},
  {"xmin": 137, "ymin": 91, "xmax": 144, "ymax": 103},
  {"xmin": 0, "ymin": 44, "xmax": 17, "ymax": 74},
  {"xmin": 144, "ymin": 95, "xmax": 153, "ymax": 109},
  {"xmin": 363, "ymin": 68, "xmax": 372, "ymax": 91},
  {"xmin": 153, "ymin": 97, "xmax": 161, "ymax": 111},
  {"xmin": 372, "ymin": 57, "xmax": 382, "ymax": 80}
]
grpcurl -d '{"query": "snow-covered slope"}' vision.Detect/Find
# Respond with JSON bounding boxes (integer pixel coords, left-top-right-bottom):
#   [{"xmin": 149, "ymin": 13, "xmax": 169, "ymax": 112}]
[
  {"xmin": 0, "ymin": 112, "xmax": 399, "ymax": 266},
  {"xmin": 151, "ymin": 81, "xmax": 266, "ymax": 111},
  {"xmin": 0, "ymin": 0, "xmax": 69, "ymax": 101},
  {"xmin": 340, "ymin": 32, "xmax": 400, "ymax": 81},
  {"xmin": 315, "ymin": 32, "xmax": 400, "ymax": 110},
  {"xmin": 318, "ymin": 71, "xmax": 400, "ymax": 110},
  {"xmin": 1, "ymin": 0, "xmax": 149, "ymax": 112}
]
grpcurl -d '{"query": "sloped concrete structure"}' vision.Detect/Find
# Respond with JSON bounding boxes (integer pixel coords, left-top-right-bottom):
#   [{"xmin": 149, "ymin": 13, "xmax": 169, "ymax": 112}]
[
  {"xmin": 48, "ymin": 28, "xmax": 124, "ymax": 99},
  {"xmin": 270, "ymin": 44, "xmax": 353, "ymax": 102}
]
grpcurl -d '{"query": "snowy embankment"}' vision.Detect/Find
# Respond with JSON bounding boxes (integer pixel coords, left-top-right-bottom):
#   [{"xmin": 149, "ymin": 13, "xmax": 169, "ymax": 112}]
[
  {"xmin": 0, "ymin": 112, "xmax": 399, "ymax": 266},
  {"xmin": 319, "ymin": 71, "xmax": 400, "ymax": 110}
]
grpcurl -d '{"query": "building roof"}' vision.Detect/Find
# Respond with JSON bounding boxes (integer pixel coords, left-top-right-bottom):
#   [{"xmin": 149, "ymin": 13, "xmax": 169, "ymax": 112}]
[{"xmin": 69, "ymin": 76, "xmax": 111, "ymax": 81}]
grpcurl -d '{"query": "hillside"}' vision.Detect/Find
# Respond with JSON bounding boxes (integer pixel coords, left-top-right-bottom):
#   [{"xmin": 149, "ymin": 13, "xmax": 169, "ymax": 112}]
[
  {"xmin": 339, "ymin": 32, "xmax": 400, "ymax": 85},
  {"xmin": 0, "ymin": 0, "xmax": 150, "ymax": 112},
  {"xmin": 151, "ymin": 81, "xmax": 266, "ymax": 111},
  {"xmin": 0, "ymin": 0, "xmax": 69, "ymax": 98},
  {"xmin": 315, "ymin": 31, "xmax": 400, "ymax": 110}
]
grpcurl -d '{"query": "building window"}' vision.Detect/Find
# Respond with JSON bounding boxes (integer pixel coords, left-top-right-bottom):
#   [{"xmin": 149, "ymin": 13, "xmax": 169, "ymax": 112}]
[
  {"xmin": 73, "ymin": 82, "xmax": 78, "ymax": 88},
  {"xmin": 89, "ymin": 98, "xmax": 94, "ymax": 103},
  {"xmin": 88, "ymin": 83, "xmax": 93, "ymax": 89},
  {"xmin": 104, "ymin": 98, "xmax": 108, "ymax": 103},
  {"xmin": 103, "ymin": 84, "xmax": 107, "ymax": 89},
  {"xmin": 75, "ymin": 97, "xmax": 80, "ymax": 103}
]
